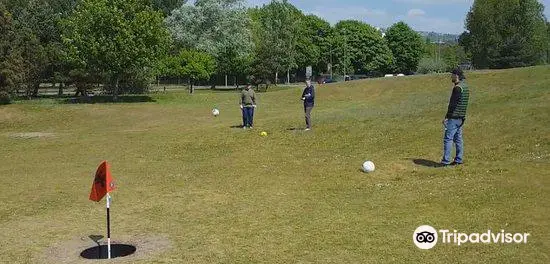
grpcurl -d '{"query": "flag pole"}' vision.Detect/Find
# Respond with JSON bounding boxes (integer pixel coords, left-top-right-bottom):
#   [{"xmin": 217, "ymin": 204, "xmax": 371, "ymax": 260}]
[{"xmin": 106, "ymin": 193, "xmax": 111, "ymax": 259}]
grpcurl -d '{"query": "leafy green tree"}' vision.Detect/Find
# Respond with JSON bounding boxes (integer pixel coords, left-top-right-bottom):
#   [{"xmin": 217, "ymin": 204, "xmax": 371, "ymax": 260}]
[
  {"xmin": 466, "ymin": 0, "xmax": 548, "ymax": 68},
  {"xmin": 249, "ymin": 2, "xmax": 331, "ymax": 83},
  {"xmin": 295, "ymin": 14, "xmax": 332, "ymax": 77},
  {"xmin": 248, "ymin": 7, "xmax": 274, "ymax": 84},
  {"xmin": 0, "ymin": 0, "xmax": 72, "ymax": 97},
  {"xmin": 546, "ymin": 22, "xmax": 550, "ymax": 63},
  {"xmin": 150, "ymin": 0, "xmax": 186, "ymax": 16},
  {"xmin": 0, "ymin": 4, "xmax": 23, "ymax": 103},
  {"xmin": 163, "ymin": 50, "xmax": 216, "ymax": 93},
  {"xmin": 249, "ymin": 0, "xmax": 301, "ymax": 84},
  {"xmin": 333, "ymin": 20, "xmax": 393, "ymax": 76},
  {"xmin": 1, "ymin": 0, "xmax": 28, "ymax": 16},
  {"xmin": 178, "ymin": 50, "xmax": 216, "ymax": 93},
  {"xmin": 12, "ymin": 0, "xmax": 61, "ymax": 97},
  {"xmin": 3, "ymin": 0, "xmax": 96, "ymax": 97},
  {"xmin": 167, "ymin": 0, "xmax": 253, "ymax": 86},
  {"xmin": 458, "ymin": 31, "xmax": 473, "ymax": 62},
  {"xmin": 62, "ymin": 0, "xmax": 171, "ymax": 98},
  {"xmin": 422, "ymin": 41, "xmax": 467, "ymax": 72},
  {"xmin": 329, "ymin": 31, "xmax": 351, "ymax": 77},
  {"xmin": 385, "ymin": 22, "xmax": 424, "ymax": 74},
  {"xmin": 416, "ymin": 57, "xmax": 448, "ymax": 74},
  {"xmin": 441, "ymin": 44, "xmax": 459, "ymax": 70},
  {"xmin": 216, "ymin": 48, "xmax": 253, "ymax": 86},
  {"xmin": 44, "ymin": 0, "xmax": 78, "ymax": 95},
  {"xmin": 422, "ymin": 39, "xmax": 437, "ymax": 60}
]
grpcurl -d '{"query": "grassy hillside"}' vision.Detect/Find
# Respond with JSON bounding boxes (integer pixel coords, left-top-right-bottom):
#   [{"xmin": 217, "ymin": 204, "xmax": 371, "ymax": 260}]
[{"xmin": 0, "ymin": 66, "xmax": 548, "ymax": 263}]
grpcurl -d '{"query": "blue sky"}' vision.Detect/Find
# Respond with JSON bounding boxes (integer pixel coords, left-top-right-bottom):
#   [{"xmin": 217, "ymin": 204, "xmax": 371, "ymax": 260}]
[{"xmin": 246, "ymin": 0, "xmax": 550, "ymax": 34}]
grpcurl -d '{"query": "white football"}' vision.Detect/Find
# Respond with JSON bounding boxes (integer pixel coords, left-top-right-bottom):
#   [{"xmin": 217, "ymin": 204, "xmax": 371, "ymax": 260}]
[
  {"xmin": 212, "ymin": 108, "xmax": 220, "ymax": 116},
  {"xmin": 362, "ymin": 161, "xmax": 375, "ymax": 173}
]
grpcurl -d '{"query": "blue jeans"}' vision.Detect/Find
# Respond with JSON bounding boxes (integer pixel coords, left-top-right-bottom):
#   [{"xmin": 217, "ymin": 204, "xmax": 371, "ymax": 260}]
[
  {"xmin": 242, "ymin": 107, "xmax": 254, "ymax": 127},
  {"xmin": 442, "ymin": 118, "xmax": 464, "ymax": 164}
]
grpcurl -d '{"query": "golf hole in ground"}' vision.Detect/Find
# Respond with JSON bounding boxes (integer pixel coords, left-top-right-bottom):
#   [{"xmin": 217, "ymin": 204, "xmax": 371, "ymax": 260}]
[{"xmin": 80, "ymin": 244, "xmax": 136, "ymax": 259}]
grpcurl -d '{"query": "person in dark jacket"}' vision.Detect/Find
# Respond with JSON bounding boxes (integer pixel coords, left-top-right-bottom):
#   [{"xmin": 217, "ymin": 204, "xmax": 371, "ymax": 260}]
[
  {"xmin": 441, "ymin": 68, "xmax": 470, "ymax": 166},
  {"xmin": 301, "ymin": 80, "xmax": 315, "ymax": 131}
]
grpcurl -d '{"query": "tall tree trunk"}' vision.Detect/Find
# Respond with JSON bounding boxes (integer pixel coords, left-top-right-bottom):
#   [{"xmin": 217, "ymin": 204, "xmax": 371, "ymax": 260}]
[
  {"xmin": 287, "ymin": 69, "xmax": 290, "ymax": 84},
  {"xmin": 58, "ymin": 83, "xmax": 64, "ymax": 96},
  {"xmin": 113, "ymin": 78, "xmax": 119, "ymax": 101},
  {"xmin": 190, "ymin": 79, "xmax": 194, "ymax": 94},
  {"xmin": 32, "ymin": 82, "xmax": 40, "ymax": 97},
  {"xmin": 26, "ymin": 83, "xmax": 32, "ymax": 99},
  {"xmin": 275, "ymin": 72, "xmax": 278, "ymax": 86},
  {"xmin": 225, "ymin": 74, "xmax": 228, "ymax": 87},
  {"xmin": 74, "ymin": 85, "xmax": 80, "ymax": 97}
]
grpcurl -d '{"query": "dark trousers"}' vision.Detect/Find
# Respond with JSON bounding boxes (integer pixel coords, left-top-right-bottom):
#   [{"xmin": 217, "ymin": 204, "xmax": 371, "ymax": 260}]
[
  {"xmin": 242, "ymin": 107, "xmax": 254, "ymax": 127},
  {"xmin": 304, "ymin": 105, "xmax": 313, "ymax": 128}
]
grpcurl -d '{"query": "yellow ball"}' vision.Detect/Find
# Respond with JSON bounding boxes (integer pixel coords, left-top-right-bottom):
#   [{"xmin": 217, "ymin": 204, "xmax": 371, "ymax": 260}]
[{"xmin": 260, "ymin": 131, "xmax": 268, "ymax": 136}]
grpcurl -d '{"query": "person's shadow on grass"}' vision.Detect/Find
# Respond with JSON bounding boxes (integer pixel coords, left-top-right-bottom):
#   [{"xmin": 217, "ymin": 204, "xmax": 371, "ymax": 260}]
[{"xmin": 412, "ymin": 159, "xmax": 442, "ymax": 167}]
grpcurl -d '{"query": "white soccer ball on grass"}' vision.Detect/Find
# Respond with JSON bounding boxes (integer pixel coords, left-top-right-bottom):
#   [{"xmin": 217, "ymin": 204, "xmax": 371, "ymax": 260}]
[
  {"xmin": 212, "ymin": 108, "xmax": 220, "ymax": 117},
  {"xmin": 362, "ymin": 161, "xmax": 375, "ymax": 173}
]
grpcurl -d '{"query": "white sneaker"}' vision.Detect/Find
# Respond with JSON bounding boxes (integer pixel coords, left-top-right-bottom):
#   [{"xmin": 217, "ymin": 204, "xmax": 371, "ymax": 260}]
[
  {"xmin": 305, "ymin": 128, "xmax": 311, "ymax": 131},
  {"xmin": 243, "ymin": 126, "xmax": 247, "ymax": 130}
]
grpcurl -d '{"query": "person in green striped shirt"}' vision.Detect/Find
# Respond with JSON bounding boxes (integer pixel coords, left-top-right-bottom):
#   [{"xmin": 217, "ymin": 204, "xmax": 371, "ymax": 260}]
[{"xmin": 441, "ymin": 68, "xmax": 470, "ymax": 166}]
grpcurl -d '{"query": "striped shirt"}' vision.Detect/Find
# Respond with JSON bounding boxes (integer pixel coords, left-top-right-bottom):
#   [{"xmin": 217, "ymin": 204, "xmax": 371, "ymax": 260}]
[{"xmin": 446, "ymin": 81, "xmax": 469, "ymax": 119}]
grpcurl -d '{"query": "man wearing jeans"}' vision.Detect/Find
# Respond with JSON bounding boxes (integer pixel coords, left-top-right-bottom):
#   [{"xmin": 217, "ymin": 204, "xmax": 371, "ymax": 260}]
[
  {"xmin": 240, "ymin": 84, "xmax": 256, "ymax": 129},
  {"xmin": 301, "ymin": 80, "xmax": 315, "ymax": 131},
  {"xmin": 441, "ymin": 68, "xmax": 470, "ymax": 166}
]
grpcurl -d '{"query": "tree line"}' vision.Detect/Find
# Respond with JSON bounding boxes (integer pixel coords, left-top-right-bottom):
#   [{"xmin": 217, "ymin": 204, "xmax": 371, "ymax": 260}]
[
  {"xmin": 460, "ymin": 0, "xmax": 549, "ymax": 69},
  {"xmin": 1, "ymin": 0, "xmax": 548, "ymax": 103}
]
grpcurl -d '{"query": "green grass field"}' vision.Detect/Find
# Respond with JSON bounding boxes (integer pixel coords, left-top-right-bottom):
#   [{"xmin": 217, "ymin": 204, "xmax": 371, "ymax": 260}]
[{"xmin": 0, "ymin": 66, "xmax": 549, "ymax": 263}]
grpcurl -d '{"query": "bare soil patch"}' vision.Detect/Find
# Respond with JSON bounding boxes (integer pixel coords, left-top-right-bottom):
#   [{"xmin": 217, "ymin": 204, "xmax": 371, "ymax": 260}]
[
  {"xmin": 8, "ymin": 132, "xmax": 57, "ymax": 139},
  {"xmin": 40, "ymin": 234, "xmax": 171, "ymax": 263}
]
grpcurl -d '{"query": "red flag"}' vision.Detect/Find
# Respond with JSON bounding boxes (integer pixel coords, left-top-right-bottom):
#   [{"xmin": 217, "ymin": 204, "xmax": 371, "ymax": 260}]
[{"xmin": 89, "ymin": 161, "xmax": 115, "ymax": 202}]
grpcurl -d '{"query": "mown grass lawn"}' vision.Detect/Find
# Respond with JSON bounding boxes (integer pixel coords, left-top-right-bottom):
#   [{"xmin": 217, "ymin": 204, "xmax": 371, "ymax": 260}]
[{"xmin": 0, "ymin": 66, "xmax": 548, "ymax": 263}]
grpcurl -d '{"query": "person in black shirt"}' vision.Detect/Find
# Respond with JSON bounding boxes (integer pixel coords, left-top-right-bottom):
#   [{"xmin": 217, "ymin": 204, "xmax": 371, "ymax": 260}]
[
  {"xmin": 301, "ymin": 80, "xmax": 315, "ymax": 131},
  {"xmin": 441, "ymin": 68, "xmax": 470, "ymax": 166}
]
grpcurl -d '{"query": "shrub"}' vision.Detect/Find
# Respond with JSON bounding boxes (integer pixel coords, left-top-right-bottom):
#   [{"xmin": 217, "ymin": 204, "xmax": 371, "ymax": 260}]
[
  {"xmin": 0, "ymin": 90, "xmax": 11, "ymax": 105},
  {"xmin": 416, "ymin": 58, "xmax": 448, "ymax": 74}
]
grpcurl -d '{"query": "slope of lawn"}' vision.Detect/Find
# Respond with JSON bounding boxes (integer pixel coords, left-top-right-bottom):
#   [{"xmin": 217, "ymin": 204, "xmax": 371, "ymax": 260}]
[{"xmin": 0, "ymin": 66, "xmax": 548, "ymax": 263}]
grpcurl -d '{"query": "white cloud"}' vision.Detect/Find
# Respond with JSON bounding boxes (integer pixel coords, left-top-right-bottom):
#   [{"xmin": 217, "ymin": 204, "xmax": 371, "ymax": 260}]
[{"xmin": 407, "ymin": 9, "xmax": 426, "ymax": 17}]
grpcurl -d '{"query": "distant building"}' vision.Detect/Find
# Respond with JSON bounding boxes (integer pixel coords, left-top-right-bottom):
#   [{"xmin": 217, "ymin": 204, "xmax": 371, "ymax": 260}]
[{"xmin": 417, "ymin": 31, "xmax": 459, "ymax": 44}]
